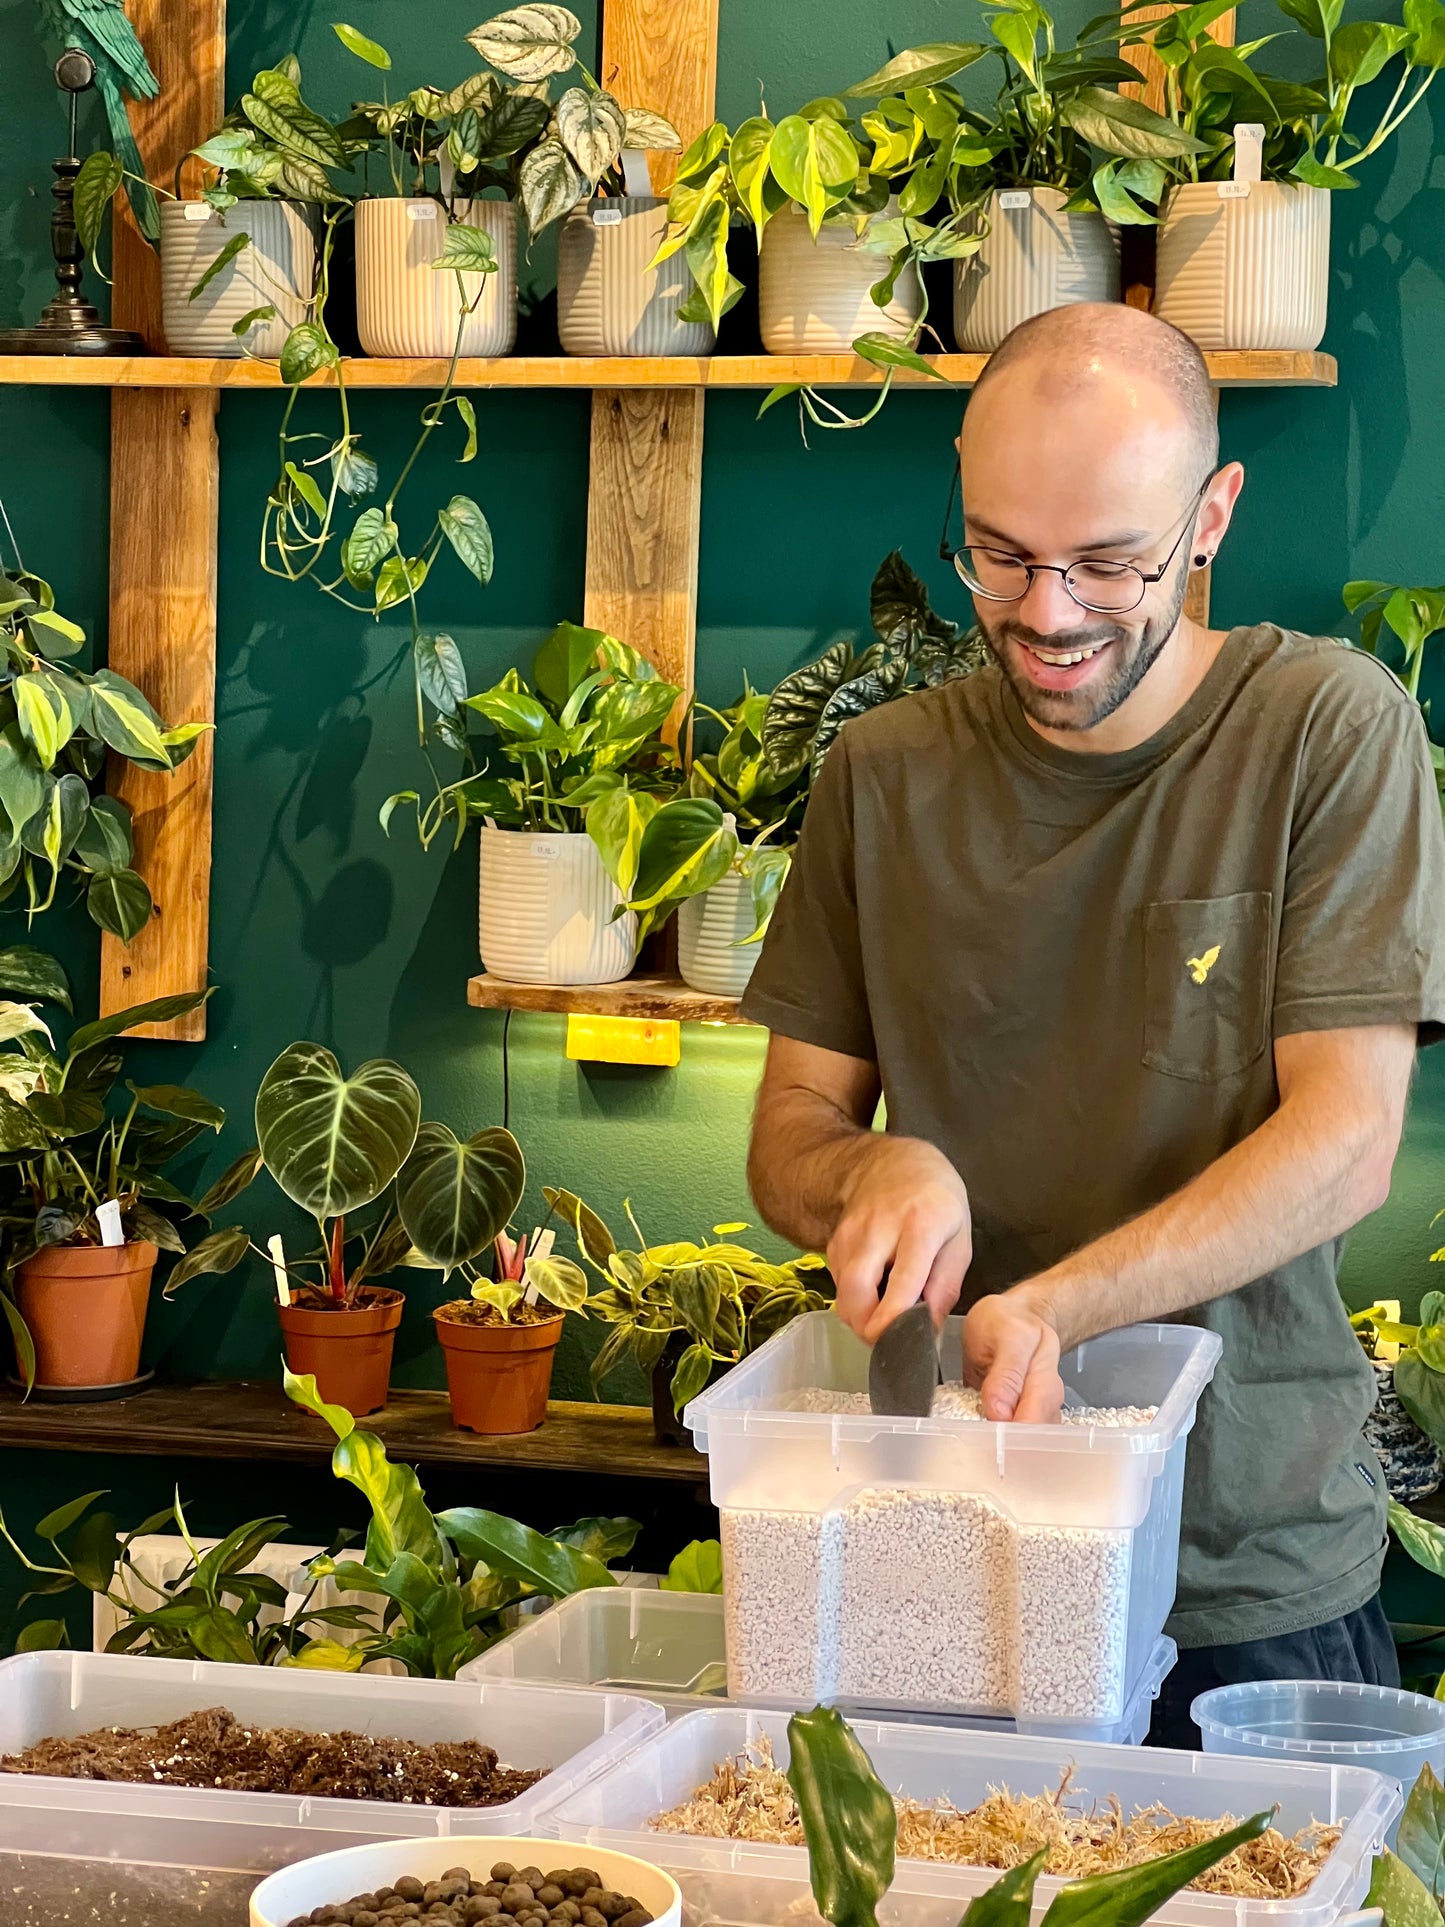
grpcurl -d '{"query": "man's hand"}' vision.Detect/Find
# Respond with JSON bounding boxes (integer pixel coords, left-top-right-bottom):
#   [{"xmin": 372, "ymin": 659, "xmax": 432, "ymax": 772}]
[
  {"xmin": 829, "ymin": 1137, "xmax": 973, "ymax": 1343},
  {"xmin": 962, "ymin": 1289, "xmax": 1064, "ymax": 1421}
]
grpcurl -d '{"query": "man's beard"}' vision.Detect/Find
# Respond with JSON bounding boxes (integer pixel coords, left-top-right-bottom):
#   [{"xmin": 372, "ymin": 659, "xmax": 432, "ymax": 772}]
[{"xmin": 984, "ymin": 561, "xmax": 1192, "ymax": 732}]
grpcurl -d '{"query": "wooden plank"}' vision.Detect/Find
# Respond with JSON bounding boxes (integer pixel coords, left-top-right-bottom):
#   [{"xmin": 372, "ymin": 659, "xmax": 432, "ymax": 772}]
[
  {"xmin": 0, "ymin": 1382, "xmax": 709, "ymax": 1483},
  {"xmin": 467, "ymin": 971, "xmax": 749, "ymax": 1024},
  {"xmin": 599, "ymin": 0, "xmax": 721, "ymax": 193},
  {"xmin": 0, "ymin": 352, "xmax": 1342, "ymax": 391},
  {"xmin": 101, "ymin": 0, "xmax": 225, "ymax": 1040},
  {"xmin": 1121, "ymin": 4, "xmax": 1235, "ymax": 115}
]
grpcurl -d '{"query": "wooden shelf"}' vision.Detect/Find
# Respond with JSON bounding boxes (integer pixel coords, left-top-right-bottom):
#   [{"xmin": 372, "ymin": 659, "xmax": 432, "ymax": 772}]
[
  {"xmin": 0, "ymin": 350, "xmax": 1339, "ymax": 392},
  {"xmin": 0, "ymin": 1380, "xmax": 708, "ymax": 1483},
  {"xmin": 468, "ymin": 971, "xmax": 750, "ymax": 1024}
]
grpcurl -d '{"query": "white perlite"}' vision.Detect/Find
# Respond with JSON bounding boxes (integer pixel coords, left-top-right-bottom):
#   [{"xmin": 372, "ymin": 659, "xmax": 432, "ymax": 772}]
[
  {"xmin": 790, "ymin": 1386, "xmax": 1157, "ymax": 1425},
  {"xmin": 722, "ymin": 1487, "xmax": 1132, "ymax": 1717}
]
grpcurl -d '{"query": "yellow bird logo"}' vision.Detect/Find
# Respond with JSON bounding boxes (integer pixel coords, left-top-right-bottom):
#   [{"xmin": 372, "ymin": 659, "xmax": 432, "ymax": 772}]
[{"xmin": 1186, "ymin": 945, "xmax": 1222, "ymax": 986}]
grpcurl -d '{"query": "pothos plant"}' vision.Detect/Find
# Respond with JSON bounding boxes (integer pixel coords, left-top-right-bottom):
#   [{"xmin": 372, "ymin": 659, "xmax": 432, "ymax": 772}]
[
  {"xmin": 0, "ymin": 550, "xmax": 207, "ymax": 940},
  {"xmin": 545, "ymin": 1186, "xmax": 831, "ymax": 1415},
  {"xmin": 165, "ymin": 1040, "xmax": 526, "ymax": 1312},
  {"xmin": 1345, "ymin": 577, "xmax": 1445, "ymax": 806}
]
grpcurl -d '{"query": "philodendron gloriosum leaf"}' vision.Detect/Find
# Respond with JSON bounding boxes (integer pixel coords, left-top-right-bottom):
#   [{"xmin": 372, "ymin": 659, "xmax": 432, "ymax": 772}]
[
  {"xmin": 395, "ymin": 1121, "xmax": 525, "ymax": 1269},
  {"xmin": 255, "ymin": 1042, "xmax": 421, "ymax": 1219}
]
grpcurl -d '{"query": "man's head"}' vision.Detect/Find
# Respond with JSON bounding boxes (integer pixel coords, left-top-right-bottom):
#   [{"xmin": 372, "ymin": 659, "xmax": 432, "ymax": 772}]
[{"xmin": 957, "ymin": 303, "xmax": 1243, "ymax": 738}]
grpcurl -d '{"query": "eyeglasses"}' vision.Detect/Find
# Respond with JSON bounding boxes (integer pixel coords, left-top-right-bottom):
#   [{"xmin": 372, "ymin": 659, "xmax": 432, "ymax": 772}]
[{"xmin": 939, "ymin": 467, "xmax": 1214, "ymax": 617}]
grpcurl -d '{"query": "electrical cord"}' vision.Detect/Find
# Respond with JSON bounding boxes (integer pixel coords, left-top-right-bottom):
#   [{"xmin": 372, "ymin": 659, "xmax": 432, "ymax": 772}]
[{"xmin": 502, "ymin": 1008, "xmax": 514, "ymax": 1134}]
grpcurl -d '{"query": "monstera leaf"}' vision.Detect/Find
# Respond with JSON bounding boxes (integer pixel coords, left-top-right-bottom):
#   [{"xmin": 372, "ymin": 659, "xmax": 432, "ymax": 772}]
[
  {"xmin": 256, "ymin": 1043, "xmax": 422, "ymax": 1219},
  {"xmin": 396, "ymin": 1122, "xmax": 525, "ymax": 1270}
]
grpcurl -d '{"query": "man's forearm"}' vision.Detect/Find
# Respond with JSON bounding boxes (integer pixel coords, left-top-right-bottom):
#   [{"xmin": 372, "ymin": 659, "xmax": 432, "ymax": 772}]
[
  {"xmin": 748, "ymin": 1084, "xmax": 878, "ymax": 1251},
  {"xmin": 1016, "ymin": 1032, "xmax": 1411, "ymax": 1349}
]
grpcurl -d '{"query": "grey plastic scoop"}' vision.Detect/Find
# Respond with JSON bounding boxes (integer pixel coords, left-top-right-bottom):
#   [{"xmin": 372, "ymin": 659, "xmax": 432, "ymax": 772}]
[{"xmin": 868, "ymin": 1302, "xmax": 942, "ymax": 1416}]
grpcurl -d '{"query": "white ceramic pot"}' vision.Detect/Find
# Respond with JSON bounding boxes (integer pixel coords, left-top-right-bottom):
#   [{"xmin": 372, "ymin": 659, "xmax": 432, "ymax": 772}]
[
  {"xmin": 759, "ymin": 203, "xmax": 924, "ymax": 353},
  {"xmin": 558, "ymin": 196, "xmax": 716, "ymax": 356},
  {"xmin": 1153, "ymin": 181, "xmax": 1329, "ymax": 352},
  {"xmin": 479, "ymin": 827, "xmax": 637, "ymax": 986},
  {"xmin": 160, "ymin": 199, "xmax": 315, "ymax": 357},
  {"xmin": 953, "ymin": 186, "xmax": 1119, "ymax": 352},
  {"xmin": 356, "ymin": 197, "xmax": 518, "ymax": 358},
  {"xmin": 677, "ymin": 868, "xmax": 759, "ymax": 998}
]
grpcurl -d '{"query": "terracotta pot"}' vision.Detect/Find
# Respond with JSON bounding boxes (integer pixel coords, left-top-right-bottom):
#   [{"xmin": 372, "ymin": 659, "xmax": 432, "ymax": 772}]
[
  {"xmin": 434, "ymin": 1307, "xmax": 563, "ymax": 1434},
  {"xmin": 278, "ymin": 1288, "xmax": 403, "ymax": 1417},
  {"xmin": 15, "ymin": 1240, "xmax": 158, "ymax": 1389},
  {"xmin": 1153, "ymin": 180, "xmax": 1329, "ymax": 351}
]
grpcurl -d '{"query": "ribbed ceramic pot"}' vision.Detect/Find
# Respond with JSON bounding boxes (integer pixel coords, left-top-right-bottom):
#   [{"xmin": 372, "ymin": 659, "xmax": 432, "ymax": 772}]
[
  {"xmin": 953, "ymin": 187, "xmax": 1120, "ymax": 353},
  {"xmin": 478, "ymin": 827, "xmax": 638, "ymax": 985},
  {"xmin": 678, "ymin": 868, "xmax": 759, "ymax": 998},
  {"xmin": 557, "ymin": 196, "xmax": 715, "ymax": 356},
  {"xmin": 356, "ymin": 197, "xmax": 517, "ymax": 358},
  {"xmin": 160, "ymin": 200, "xmax": 314, "ymax": 358},
  {"xmin": 759, "ymin": 203, "xmax": 923, "ymax": 353},
  {"xmin": 1153, "ymin": 181, "xmax": 1329, "ymax": 352}
]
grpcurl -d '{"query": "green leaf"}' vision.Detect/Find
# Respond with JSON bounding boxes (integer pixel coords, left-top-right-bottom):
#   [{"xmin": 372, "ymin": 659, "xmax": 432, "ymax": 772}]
[
  {"xmin": 543, "ymin": 1186, "xmax": 616, "ymax": 1266},
  {"xmin": 474, "ymin": 90, "xmax": 552, "ymax": 160},
  {"xmin": 466, "ymin": 4, "xmax": 582, "ymax": 81},
  {"xmin": 763, "ymin": 640, "xmax": 857, "ymax": 779},
  {"xmin": 279, "ymin": 322, "xmax": 338, "ymax": 387},
  {"xmin": 770, "ymin": 114, "xmax": 861, "ymax": 235},
  {"xmin": 993, "ymin": 12, "xmax": 1041, "ymax": 81},
  {"xmin": 341, "ymin": 507, "xmax": 397, "ymax": 588},
  {"xmin": 1370, "ymin": 1848, "xmax": 1445, "ymax": 1927},
  {"xmin": 86, "ymin": 668, "xmax": 172, "ymax": 768},
  {"xmin": 2, "ymin": 1291, "xmax": 35, "ymax": 1389},
  {"xmin": 35, "ymin": 1490, "xmax": 107, "ymax": 1541},
  {"xmin": 454, "ymin": 396, "xmax": 478, "ymax": 464},
  {"xmin": 660, "ymin": 1538, "xmax": 724, "ymax": 1592},
  {"xmin": 556, "ymin": 85, "xmax": 627, "ymax": 181},
  {"xmin": 396, "ymin": 1121, "xmax": 525, "ymax": 1270},
  {"xmin": 545, "ymin": 1515, "xmax": 640, "ymax": 1564},
  {"xmin": 375, "ymin": 554, "xmax": 429, "ymax": 613},
  {"xmin": 787, "ymin": 1706, "xmax": 897, "ymax": 1927},
  {"xmin": 65, "ymin": 1509, "xmax": 121, "ymax": 1592},
  {"xmin": 1399, "ymin": 1761, "xmax": 1445, "ymax": 1903},
  {"xmin": 189, "ymin": 230, "xmax": 251, "ymax": 303},
  {"xmin": 1276, "ymin": 0, "xmax": 1344, "ymax": 39},
  {"xmin": 25, "ymin": 609, "xmax": 86, "ymax": 657},
  {"xmin": 1396, "ymin": 1352, "xmax": 1445, "ymax": 1449},
  {"xmin": 73, "ymin": 796, "xmax": 134, "ymax": 876},
  {"xmin": 438, "ymin": 496, "xmax": 495, "ymax": 584},
  {"xmin": 74, "ymin": 152, "xmax": 123, "ymax": 256},
  {"xmin": 0, "ymin": 946, "xmax": 70, "ymax": 1012},
  {"xmin": 332, "ymin": 21, "xmax": 392, "ymax": 68},
  {"xmin": 1292, "ymin": 152, "xmax": 1357, "ymax": 187},
  {"xmin": 852, "ymin": 333, "xmax": 949, "ymax": 381},
  {"xmin": 845, "ymin": 43, "xmax": 990, "ymax": 95},
  {"xmin": 586, "ymin": 784, "xmax": 659, "ymax": 898},
  {"xmin": 684, "ymin": 199, "xmax": 742, "ymax": 332},
  {"xmin": 87, "ymin": 867, "xmax": 152, "ymax": 942},
  {"xmin": 431, "ymin": 223, "xmax": 499, "ymax": 274},
  {"xmin": 187, "ymin": 1604, "xmax": 260, "ymax": 1665},
  {"xmin": 284, "ymin": 462, "xmax": 327, "ymax": 519},
  {"xmin": 161, "ymin": 1224, "xmax": 251, "ymax": 1294},
  {"xmin": 623, "ymin": 106, "xmax": 682, "ymax": 151},
  {"xmin": 66, "ymin": 990, "xmax": 211, "ymax": 1056},
  {"xmin": 0, "ymin": 723, "xmax": 44, "ymax": 835},
  {"xmin": 534, "ymin": 620, "xmax": 606, "ymax": 707},
  {"xmin": 242, "ymin": 77, "xmax": 347, "ymax": 168},
  {"xmin": 519, "ymin": 136, "xmax": 587, "ymax": 232},
  {"xmin": 283, "ymin": 1366, "xmax": 357, "ymax": 1442},
  {"xmin": 1392, "ymin": 1499, "xmax": 1445, "ymax": 1578},
  {"xmin": 466, "ymin": 684, "xmax": 562, "ymax": 743},
  {"xmin": 15, "ymin": 1618, "xmax": 68, "ymax": 1652},
  {"xmin": 415, "ymin": 633, "xmax": 468, "ymax": 718},
  {"xmin": 438, "ymin": 1506, "xmax": 616, "ymax": 1594},
  {"xmin": 256, "ymin": 1041, "xmax": 421, "ymax": 1218},
  {"xmin": 332, "ymin": 442, "xmax": 378, "ymax": 500},
  {"xmin": 669, "ymin": 1339, "xmax": 715, "ymax": 1413},
  {"xmin": 1060, "ymin": 86, "xmax": 1209, "ymax": 159},
  {"xmin": 1037, "ymin": 1813, "xmax": 1275, "ymax": 1927},
  {"xmin": 729, "ymin": 116, "xmax": 780, "ymax": 235},
  {"xmin": 522, "ymin": 1253, "xmax": 589, "ymax": 1311},
  {"xmin": 129, "ymin": 1082, "xmax": 225, "ymax": 1130},
  {"xmin": 13, "ymin": 678, "xmax": 65, "ymax": 771}
]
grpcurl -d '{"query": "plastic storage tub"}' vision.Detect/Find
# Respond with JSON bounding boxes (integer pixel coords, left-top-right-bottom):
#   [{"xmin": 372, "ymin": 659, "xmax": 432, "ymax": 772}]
[
  {"xmin": 540, "ymin": 1705, "xmax": 1399, "ymax": 1927},
  {"xmin": 463, "ymin": 1587, "xmax": 1178, "ymax": 1744},
  {"xmin": 683, "ymin": 1314, "xmax": 1220, "ymax": 1722},
  {"xmin": 0, "ymin": 1651, "xmax": 663, "ymax": 1848},
  {"xmin": 1194, "ymin": 1680, "xmax": 1445, "ymax": 1839}
]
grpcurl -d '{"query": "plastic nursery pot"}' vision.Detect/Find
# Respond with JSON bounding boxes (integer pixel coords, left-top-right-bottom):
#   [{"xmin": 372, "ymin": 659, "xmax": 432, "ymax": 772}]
[
  {"xmin": 1153, "ymin": 180, "xmax": 1329, "ymax": 352},
  {"xmin": 355, "ymin": 197, "xmax": 518, "ymax": 358},
  {"xmin": 278, "ymin": 1287, "xmax": 403, "ymax": 1418},
  {"xmin": 677, "ymin": 868, "xmax": 759, "ymax": 999},
  {"xmin": 758, "ymin": 202, "xmax": 923, "ymax": 354},
  {"xmin": 650, "ymin": 1331, "xmax": 725, "ymax": 1447},
  {"xmin": 953, "ymin": 186, "xmax": 1120, "ymax": 353},
  {"xmin": 160, "ymin": 199, "xmax": 316, "ymax": 358},
  {"xmin": 479, "ymin": 826, "xmax": 638, "ymax": 986},
  {"xmin": 434, "ymin": 1305, "xmax": 563, "ymax": 1435},
  {"xmin": 557, "ymin": 196, "xmax": 716, "ymax": 357},
  {"xmin": 14, "ymin": 1240, "xmax": 159, "ymax": 1391}
]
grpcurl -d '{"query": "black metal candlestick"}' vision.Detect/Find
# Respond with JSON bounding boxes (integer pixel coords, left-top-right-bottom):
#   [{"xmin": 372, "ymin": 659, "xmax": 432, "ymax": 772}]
[{"xmin": 0, "ymin": 50, "xmax": 147, "ymax": 356}]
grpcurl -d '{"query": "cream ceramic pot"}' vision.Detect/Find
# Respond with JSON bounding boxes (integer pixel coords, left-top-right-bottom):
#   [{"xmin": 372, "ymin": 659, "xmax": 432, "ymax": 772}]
[
  {"xmin": 558, "ymin": 196, "xmax": 715, "ymax": 356},
  {"xmin": 759, "ymin": 203, "xmax": 923, "ymax": 353},
  {"xmin": 356, "ymin": 197, "xmax": 517, "ymax": 358},
  {"xmin": 160, "ymin": 199, "xmax": 314, "ymax": 357},
  {"xmin": 1153, "ymin": 180, "xmax": 1329, "ymax": 351},
  {"xmin": 954, "ymin": 186, "xmax": 1119, "ymax": 352},
  {"xmin": 478, "ymin": 827, "xmax": 637, "ymax": 985},
  {"xmin": 678, "ymin": 867, "xmax": 760, "ymax": 998}
]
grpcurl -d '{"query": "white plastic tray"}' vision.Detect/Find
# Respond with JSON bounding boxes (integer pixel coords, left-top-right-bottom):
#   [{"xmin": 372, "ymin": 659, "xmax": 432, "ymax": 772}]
[
  {"xmin": 0, "ymin": 1650, "xmax": 663, "ymax": 1846},
  {"xmin": 539, "ymin": 1704, "xmax": 1400, "ymax": 1927}
]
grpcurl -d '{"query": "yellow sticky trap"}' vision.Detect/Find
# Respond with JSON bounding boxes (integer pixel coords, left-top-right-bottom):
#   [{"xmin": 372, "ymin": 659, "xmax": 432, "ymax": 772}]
[
  {"xmin": 1377, "ymin": 1298, "xmax": 1403, "ymax": 1364},
  {"xmin": 566, "ymin": 1014, "xmax": 681, "ymax": 1066}
]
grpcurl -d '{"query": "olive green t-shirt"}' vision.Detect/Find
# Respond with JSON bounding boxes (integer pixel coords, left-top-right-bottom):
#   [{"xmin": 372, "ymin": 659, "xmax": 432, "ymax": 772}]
[{"xmin": 741, "ymin": 624, "xmax": 1445, "ymax": 1648}]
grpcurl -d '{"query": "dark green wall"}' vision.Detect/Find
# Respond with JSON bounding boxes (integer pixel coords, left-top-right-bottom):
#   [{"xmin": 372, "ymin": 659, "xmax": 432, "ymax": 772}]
[{"xmin": 2, "ymin": 0, "xmax": 1445, "ymax": 1633}]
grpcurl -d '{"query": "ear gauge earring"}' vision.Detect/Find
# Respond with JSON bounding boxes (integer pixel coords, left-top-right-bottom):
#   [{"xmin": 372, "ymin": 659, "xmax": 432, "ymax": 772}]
[{"xmin": 1193, "ymin": 552, "xmax": 1210, "ymax": 567}]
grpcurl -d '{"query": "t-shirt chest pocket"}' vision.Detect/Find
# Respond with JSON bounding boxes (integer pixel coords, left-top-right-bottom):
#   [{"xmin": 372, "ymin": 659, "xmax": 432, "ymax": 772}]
[{"xmin": 1143, "ymin": 892, "xmax": 1273, "ymax": 1082}]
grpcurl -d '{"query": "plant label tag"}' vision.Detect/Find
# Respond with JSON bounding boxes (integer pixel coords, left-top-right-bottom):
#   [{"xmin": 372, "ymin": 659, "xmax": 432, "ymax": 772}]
[
  {"xmin": 592, "ymin": 205, "xmax": 624, "ymax": 226},
  {"xmin": 183, "ymin": 202, "xmax": 212, "ymax": 223},
  {"xmin": 532, "ymin": 840, "xmax": 559, "ymax": 861},
  {"xmin": 620, "ymin": 151, "xmax": 653, "ymax": 196},
  {"xmin": 267, "ymin": 1233, "xmax": 291, "ymax": 1307},
  {"xmin": 1232, "ymin": 123, "xmax": 1265, "ymax": 185},
  {"xmin": 408, "ymin": 202, "xmax": 438, "ymax": 222},
  {"xmin": 998, "ymin": 189, "xmax": 1032, "ymax": 210},
  {"xmin": 96, "ymin": 1199, "xmax": 124, "ymax": 1247},
  {"xmin": 1216, "ymin": 180, "xmax": 1253, "ymax": 199}
]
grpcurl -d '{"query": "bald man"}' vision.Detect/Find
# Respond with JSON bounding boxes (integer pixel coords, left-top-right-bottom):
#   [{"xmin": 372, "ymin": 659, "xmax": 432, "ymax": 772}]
[{"xmin": 741, "ymin": 303, "xmax": 1445, "ymax": 1744}]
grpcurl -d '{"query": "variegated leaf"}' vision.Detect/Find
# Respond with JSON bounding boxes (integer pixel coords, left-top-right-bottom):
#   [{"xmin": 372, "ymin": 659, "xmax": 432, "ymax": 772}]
[{"xmin": 465, "ymin": 5, "xmax": 582, "ymax": 82}]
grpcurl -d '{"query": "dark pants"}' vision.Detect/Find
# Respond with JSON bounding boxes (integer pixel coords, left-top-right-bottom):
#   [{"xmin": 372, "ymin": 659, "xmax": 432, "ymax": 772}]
[{"xmin": 1147, "ymin": 1594, "xmax": 1400, "ymax": 1749}]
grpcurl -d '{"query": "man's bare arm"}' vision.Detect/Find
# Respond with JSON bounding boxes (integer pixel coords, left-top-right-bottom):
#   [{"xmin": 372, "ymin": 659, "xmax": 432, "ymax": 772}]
[
  {"xmin": 966, "ymin": 1024, "xmax": 1416, "ymax": 1421},
  {"xmin": 749, "ymin": 1034, "xmax": 974, "ymax": 1340}
]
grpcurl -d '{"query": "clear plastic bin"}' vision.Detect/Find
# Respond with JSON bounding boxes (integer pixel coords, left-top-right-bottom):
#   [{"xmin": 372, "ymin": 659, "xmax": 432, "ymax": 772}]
[
  {"xmin": 462, "ymin": 1588, "xmax": 1178, "ymax": 1744},
  {"xmin": 539, "ymin": 1705, "xmax": 1400, "ymax": 1927},
  {"xmin": 683, "ymin": 1315, "xmax": 1221, "ymax": 1721},
  {"xmin": 0, "ymin": 1650, "xmax": 663, "ymax": 1845}
]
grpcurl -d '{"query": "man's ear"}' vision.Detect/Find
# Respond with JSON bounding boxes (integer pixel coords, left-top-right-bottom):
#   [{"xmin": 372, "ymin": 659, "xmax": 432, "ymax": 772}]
[{"xmin": 1196, "ymin": 460, "xmax": 1246, "ymax": 564}]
